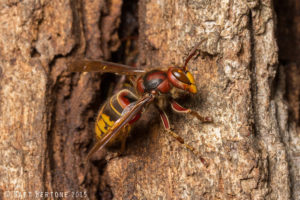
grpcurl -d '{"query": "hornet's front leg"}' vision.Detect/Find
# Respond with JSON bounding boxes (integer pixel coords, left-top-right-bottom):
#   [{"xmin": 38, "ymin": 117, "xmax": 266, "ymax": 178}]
[
  {"xmin": 171, "ymin": 100, "xmax": 213, "ymax": 123},
  {"xmin": 157, "ymin": 107, "xmax": 209, "ymax": 167}
]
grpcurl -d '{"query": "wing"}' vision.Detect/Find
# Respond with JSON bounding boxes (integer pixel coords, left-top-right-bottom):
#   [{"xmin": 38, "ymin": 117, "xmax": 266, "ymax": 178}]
[
  {"xmin": 68, "ymin": 59, "xmax": 146, "ymax": 75},
  {"xmin": 86, "ymin": 94, "xmax": 153, "ymax": 160}
]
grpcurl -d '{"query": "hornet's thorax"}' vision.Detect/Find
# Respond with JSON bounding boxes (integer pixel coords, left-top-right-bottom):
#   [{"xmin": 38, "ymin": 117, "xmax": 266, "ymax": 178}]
[{"xmin": 136, "ymin": 67, "xmax": 197, "ymax": 95}]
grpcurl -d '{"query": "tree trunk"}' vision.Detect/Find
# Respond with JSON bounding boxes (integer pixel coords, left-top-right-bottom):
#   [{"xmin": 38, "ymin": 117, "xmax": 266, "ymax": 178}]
[
  {"xmin": 0, "ymin": 0, "xmax": 298, "ymax": 200},
  {"xmin": 275, "ymin": 0, "xmax": 300, "ymax": 199}
]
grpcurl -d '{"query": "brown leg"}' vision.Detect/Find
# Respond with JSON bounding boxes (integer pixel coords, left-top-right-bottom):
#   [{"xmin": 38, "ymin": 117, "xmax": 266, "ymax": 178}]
[
  {"xmin": 189, "ymin": 110, "xmax": 212, "ymax": 123},
  {"xmin": 158, "ymin": 108, "xmax": 209, "ymax": 167},
  {"xmin": 166, "ymin": 129, "xmax": 209, "ymax": 167},
  {"xmin": 118, "ymin": 125, "xmax": 131, "ymax": 156},
  {"xmin": 171, "ymin": 100, "xmax": 213, "ymax": 123},
  {"xmin": 119, "ymin": 137, "xmax": 126, "ymax": 156}
]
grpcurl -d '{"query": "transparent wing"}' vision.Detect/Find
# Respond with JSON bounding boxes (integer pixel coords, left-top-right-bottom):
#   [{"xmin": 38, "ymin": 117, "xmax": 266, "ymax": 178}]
[
  {"xmin": 86, "ymin": 94, "xmax": 153, "ymax": 160},
  {"xmin": 68, "ymin": 59, "xmax": 146, "ymax": 75}
]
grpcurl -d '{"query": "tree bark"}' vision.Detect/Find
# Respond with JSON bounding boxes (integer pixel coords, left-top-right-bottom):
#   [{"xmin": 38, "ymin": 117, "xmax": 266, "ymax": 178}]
[
  {"xmin": 0, "ymin": 0, "xmax": 298, "ymax": 200},
  {"xmin": 106, "ymin": 0, "xmax": 289, "ymax": 199},
  {"xmin": 0, "ymin": 0, "xmax": 123, "ymax": 199},
  {"xmin": 275, "ymin": 0, "xmax": 300, "ymax": 199}
]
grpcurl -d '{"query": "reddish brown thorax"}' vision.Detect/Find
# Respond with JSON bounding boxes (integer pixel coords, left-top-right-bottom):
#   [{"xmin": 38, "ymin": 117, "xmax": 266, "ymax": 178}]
[
  {"xmin": 136, "ymin": 68, "xmax": 197, "ymax": 95},
  {"xmin": 136, "ymin": 70, "xmax": 171, "ymax": 94}
]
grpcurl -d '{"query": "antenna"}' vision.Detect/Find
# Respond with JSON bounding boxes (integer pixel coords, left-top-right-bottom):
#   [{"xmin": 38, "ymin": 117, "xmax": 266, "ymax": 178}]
[{"xmin": 183, "ymin": 38, "xmax": 207, "ymax": 71}]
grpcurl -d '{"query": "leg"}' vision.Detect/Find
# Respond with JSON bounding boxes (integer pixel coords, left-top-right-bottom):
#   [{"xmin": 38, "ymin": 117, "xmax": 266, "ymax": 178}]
[
  {"xmin": 118, "ymin": 125, "xmax": 131, "ymax": 156},
  {"xmin": 171, "ymin": 100, "xmax": 213, "ymax": 123},
  {"xmin": 158, "ymin": 108, "xmax": 209, "ymax": 167}
]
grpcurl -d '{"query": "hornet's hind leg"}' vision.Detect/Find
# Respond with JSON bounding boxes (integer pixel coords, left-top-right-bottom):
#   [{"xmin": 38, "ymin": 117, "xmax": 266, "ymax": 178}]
[{"xmin": 118, "ymin": 125, "xmax": 131, "ymax": 156}]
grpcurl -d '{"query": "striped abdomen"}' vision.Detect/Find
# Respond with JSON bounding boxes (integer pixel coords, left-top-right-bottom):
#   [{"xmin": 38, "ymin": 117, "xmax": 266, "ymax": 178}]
[{"xmin": 95, "ymin": 89, "xmax": 139, "ymax": 143}]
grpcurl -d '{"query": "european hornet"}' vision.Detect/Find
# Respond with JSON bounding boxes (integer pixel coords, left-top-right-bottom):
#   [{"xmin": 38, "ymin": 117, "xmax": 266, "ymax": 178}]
[{"xmin": 68, "ymin": 41, "xmax": 212, "ymax": 167}]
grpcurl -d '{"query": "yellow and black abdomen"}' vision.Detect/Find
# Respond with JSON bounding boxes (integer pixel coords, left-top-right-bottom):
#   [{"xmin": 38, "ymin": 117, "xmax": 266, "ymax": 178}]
[{"xmin": 95, "ymin": 89, "xmax": 139, "ymax": 146}]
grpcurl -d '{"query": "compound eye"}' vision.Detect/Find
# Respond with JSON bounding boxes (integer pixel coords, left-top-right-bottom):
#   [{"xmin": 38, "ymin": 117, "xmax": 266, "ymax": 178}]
[{"xmin": 172, "ymin": 68, "xmax": 191, "ymax": 85}]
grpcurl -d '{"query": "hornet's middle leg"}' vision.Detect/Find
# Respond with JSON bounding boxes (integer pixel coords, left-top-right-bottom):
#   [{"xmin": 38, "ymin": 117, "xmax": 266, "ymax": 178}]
[
  {"xmin": 171, "ymin": 100, "xmax": 213, "ymax": 123},
  {"xmin": 157, "ymin": 107, "xmax": 209, "ymax": 167}
]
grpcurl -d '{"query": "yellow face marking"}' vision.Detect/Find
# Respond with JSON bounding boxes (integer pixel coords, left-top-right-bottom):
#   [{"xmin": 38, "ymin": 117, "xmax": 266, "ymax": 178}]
[
  {"xmin": 186, "ymin": 71, "xmax": 197, "ymax": 93},
  {"xmin": 186, "ymin": 71, "xmax": 195, "ymax": 84},
  {"xmin": 189, "ymin": 84, "xmax": 197, "ymax": 94}
]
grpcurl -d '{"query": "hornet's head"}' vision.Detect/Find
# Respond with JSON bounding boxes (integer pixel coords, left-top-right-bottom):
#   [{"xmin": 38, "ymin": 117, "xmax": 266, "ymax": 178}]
[
  {"xmin": 167, "ymin": 67, "xmax": 197, "ymax": 94},
  {"xmin": 166, "ymin": 39, "xmax": 207, "ymax": 94}
]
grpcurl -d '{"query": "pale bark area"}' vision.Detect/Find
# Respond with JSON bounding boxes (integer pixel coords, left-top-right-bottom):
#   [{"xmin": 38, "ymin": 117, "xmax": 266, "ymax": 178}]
[
  {"xmin": 0, "ymin": 0, "xmax": 298, "ymax": 200},
  {"xmin": 103, "ymin": 0, "xmax": 289, "ymax": 199},
  {"xmin": 0, "ymin": 1, "xmax": 49, "ymax": 199}
]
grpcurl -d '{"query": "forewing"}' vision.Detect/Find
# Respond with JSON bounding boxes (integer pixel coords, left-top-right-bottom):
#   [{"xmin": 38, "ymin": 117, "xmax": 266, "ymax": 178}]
[
  {"xmin": 86, "ymin": 94, "xmax": 153, "ymax": 160},
  {"xmin": 68, "ymin": 59, "xmax": 146, "ymax": 75}
]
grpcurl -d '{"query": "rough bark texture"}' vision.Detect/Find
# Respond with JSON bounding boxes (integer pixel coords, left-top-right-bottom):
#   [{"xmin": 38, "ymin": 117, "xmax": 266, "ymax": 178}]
[
  {"xmin": 0, "ymin": 1, "xmax": 49, "ymax": 199},
  {"xmin": 275, "ymin": 0, "xmax": 300, "ymax": 199},
  {"xmin": 0, "ymin": 0, "xmax": 123, "ymax": 199},
  {"xmin": 0, "ymin": 0, "xmax": 298, "ymax": 200},
  {"xmin": 105, "ymin": 0, "xmax": 289, "ymax": 199}
]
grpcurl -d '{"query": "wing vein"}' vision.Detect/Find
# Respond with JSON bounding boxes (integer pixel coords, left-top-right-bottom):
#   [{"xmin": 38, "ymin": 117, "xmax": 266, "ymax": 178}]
[{"xmin": 86, "ymin": 94, "xmax": 153, "ymax": 160}]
